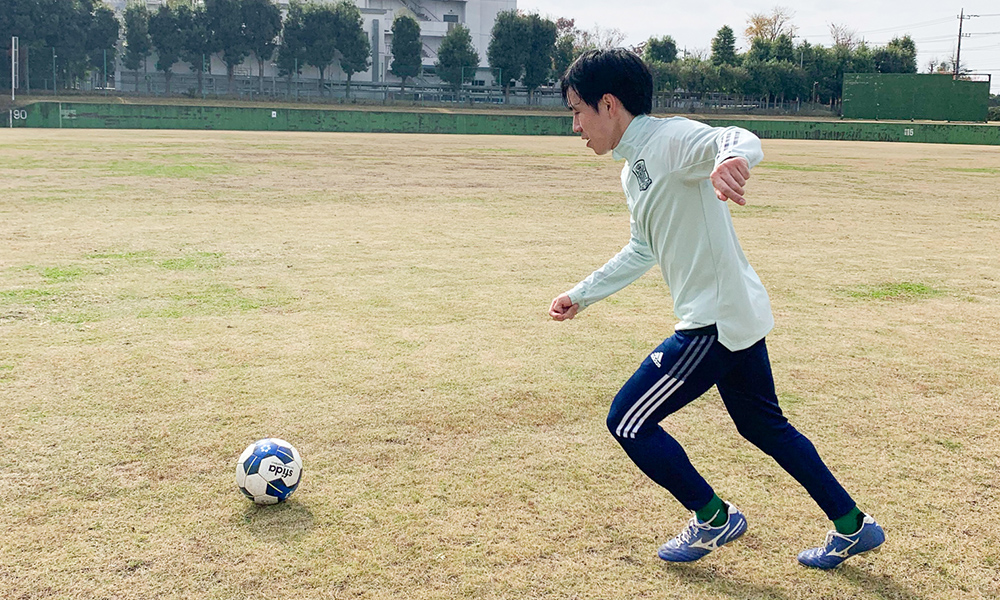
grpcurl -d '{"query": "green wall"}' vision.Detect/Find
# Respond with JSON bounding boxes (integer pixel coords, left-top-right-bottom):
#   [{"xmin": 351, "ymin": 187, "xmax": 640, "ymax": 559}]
[
  {"xmin": 15, "ymin": 102, "xmax": 573, "ymax": 135},
  {"xmin": 705, "ymin": 118, "xmax": 1000, "ymax": 145},
  {"xmin": 12, "ymin": 101, "xmax": 1000, "ymax": 145},
  {"xmin": 843, "ymin": 73, "xmax": 990, "ymax": 122}
]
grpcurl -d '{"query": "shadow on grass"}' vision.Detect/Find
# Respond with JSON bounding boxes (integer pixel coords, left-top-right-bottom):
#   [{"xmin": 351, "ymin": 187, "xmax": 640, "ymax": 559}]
[
  {"xmin": 666, "ymin": 563, "xmax": 797, "ymax": 600},
  {"xmin": 241, "ymin": 499, "xmax": 315, "ymax": 543},
  {"xmin": 837, "ymin": 564, "xmax": 922, "ymax": 600},
  {"xmin": 663, "ymin": 562, "xmax": 919, "ymax": 600}
]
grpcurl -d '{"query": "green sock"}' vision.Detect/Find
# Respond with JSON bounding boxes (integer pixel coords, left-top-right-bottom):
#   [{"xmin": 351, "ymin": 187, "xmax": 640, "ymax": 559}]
[
  {"xmin": 695, "ymin": 494, "xmax": 728, "ymax": 527},
  {"xmin": 832, "ymin": 506, "xmax": 864, "ymax": 535}
]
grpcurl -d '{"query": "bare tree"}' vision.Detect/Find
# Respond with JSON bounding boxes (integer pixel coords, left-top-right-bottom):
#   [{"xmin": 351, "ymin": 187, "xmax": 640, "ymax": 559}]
[
  {"xmin": 829, "ymin": 23, "xmax": 857, "ymax": 49},
  {"xmin": 745, "ymin": 6, "xmax": 797, "ymax": 42},
  {"xmin": 578, "ymin": 25, "xmax": 626, "ymax": 50}
]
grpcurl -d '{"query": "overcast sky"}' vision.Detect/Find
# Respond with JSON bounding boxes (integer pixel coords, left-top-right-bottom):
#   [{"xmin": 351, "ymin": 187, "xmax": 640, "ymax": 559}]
[{"xmin": 517, "ymin": 1, "xmax": 1000, "ymax": 93}]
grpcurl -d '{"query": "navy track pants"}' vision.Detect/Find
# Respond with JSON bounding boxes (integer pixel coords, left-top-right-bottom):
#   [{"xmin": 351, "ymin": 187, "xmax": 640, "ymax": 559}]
[{"xmin": 607, "ymin": 325, "xmax": 856, "ymax": 520}]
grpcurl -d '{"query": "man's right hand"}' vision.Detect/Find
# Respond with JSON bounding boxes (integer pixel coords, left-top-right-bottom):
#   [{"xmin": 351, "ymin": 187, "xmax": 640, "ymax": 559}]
[{"xmin": 549, "ymin": 294, "xmax": 579, "ymax": 321}]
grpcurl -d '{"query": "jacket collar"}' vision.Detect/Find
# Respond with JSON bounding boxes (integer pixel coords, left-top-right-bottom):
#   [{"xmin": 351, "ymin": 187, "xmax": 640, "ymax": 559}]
[{"xmin": 612, "ymin": 114, "xmax": 652, "ymax": 162}]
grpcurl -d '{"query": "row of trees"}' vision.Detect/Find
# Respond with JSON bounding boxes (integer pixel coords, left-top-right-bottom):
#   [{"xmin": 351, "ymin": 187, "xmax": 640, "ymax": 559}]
[
  {"xmin": 125, "ymin": 0, "xmax": 372, "ymax": 96},
  {"xmin": 641, "ymin": 25, "xmax": 919, "ymax": 105},
  {"xmin": 0, "ymin": 0, "xmax": 119, "ymax": 89},
  {"xmin": 3, "ymin": 0, "xmax": 927, "ymax": 106},
  {"xmin": 0, "ymin": 0, "xmax": 380, "ymax": 96}
]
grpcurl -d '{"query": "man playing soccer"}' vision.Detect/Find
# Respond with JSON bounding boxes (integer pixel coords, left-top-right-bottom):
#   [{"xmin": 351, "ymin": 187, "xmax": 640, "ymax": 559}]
[{"xmin": 548, "ymin": 49, "xmax": 885, "ymax": 569}]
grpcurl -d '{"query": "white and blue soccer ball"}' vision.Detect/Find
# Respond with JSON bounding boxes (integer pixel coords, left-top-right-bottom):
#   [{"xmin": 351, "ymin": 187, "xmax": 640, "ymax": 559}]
[{"xmin": 235, "ymin": 438, "xmax": 303, "ymax": 505}]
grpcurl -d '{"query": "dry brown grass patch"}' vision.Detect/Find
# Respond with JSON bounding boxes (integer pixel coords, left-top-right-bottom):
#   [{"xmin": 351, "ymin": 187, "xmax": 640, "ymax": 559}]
[{"xmin": 1, "ymin": 129, "xmax": 998, "ymax": 599}]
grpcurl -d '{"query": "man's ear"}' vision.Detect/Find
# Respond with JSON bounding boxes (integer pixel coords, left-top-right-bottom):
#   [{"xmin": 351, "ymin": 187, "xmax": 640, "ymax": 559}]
[{"xmin": 601, "ymin": 93, "xmax": 620, "ymax": 115}]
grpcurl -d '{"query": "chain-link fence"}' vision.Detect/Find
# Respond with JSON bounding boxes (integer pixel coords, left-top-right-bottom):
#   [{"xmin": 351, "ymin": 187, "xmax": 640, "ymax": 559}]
[{"xmin": 3, "ymin": 48, "xmax": 837, "ymax": 117}]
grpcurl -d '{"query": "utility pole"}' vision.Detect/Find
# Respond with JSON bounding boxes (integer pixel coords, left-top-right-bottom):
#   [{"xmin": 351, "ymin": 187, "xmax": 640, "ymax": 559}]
[
  {"xmin": 955, "ymin": 9, "xmax": 978, "ymax": 78},
  {"xmin": 955, "ymin": 9, "xmax": 965, "ymax": 78}
]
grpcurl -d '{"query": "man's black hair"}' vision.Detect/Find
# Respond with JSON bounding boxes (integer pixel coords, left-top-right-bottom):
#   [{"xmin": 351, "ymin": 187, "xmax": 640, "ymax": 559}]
[{"xmin": 560, "ymin": 48, "xmax": 653, "ymax": 117}]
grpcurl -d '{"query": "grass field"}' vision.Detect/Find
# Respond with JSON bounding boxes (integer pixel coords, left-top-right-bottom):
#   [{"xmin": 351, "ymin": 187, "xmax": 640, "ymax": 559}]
[{"xmin": 1, "ymin": 128, "xmax": 998, "ymax": 600}]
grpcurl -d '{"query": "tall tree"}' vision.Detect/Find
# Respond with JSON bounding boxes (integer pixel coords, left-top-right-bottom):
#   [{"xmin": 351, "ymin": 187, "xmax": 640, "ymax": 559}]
[
  {"xmin": 879, "ymin": 35, "xmax": 917, "ymax": 73},
  {"xmin": 300, "ymin": 1, "xmax": 339, "ymax": 96},
  {"xmin": 745, "ymin": 6, "xmax": 796, "ymax": 43},
  {"xmin": 0, "ymin": 0, "xmax": 37, "ymax": 88},
  {"xmin": 850, "ymin": 42, "xmax": 876, "ymax": 74},
  {"xmin": 435, "ymin": 24, "xmax": 478, "ymax": 91},
  {"xmin": 334, "ymin": 0, "xmax": 369, "ymax": 98},
  {"xmin": 716, "ymin": 62, "xmax": 749, "ymax": 94},
  {"xmin": 772, "ymin": 34, "xmax": 795, "ymax": 63},
  {"xmin": 488, "ymin": 10, "xmax": 528, "ymax": 98},
  {"xmin": 87, "ymin": 3, "xmax": 118, "ymax": 84},
  {"xmin": 276, "ymin": 0, "xmax": 308, "ymax": 94},
  {"xmin": 123, "ymin": 3, "xmax": 152, "ymax": 92},
  {"xmin": 242, "ymin": 0, "xmax": 282, "ymax": 93},
  {"xmin": 552, "ymin": 34, "xmax": 576, "ymax": 80},
  {"xmin": 643, "ymin": 35, "xmax": 677, "ymax": 64},
  {"xmin": 205, "ymin": 0, "xmax": 250, "ymax": 95},
  {"xmin": 711, "ymin": 26, "xmax": 738, "ymax": 66},
  {"xmin": 178, "ymin": 3, "xmax": 211, "ymax": 96},
  {"xmin": 744, "ymin": 37, "xmax": 771, "ymax": 63},
  {"xmin": 35, "ymin": 0, "xmax": 93, "ymax": 88},
  {"xmin": 389, "ymin": 14, "xmax": 421, "ymax": 94},
  {"xmin": 522, "ymin": 13, "xmax": 557, "ymax": 102},
  {"xmin": 675, "ymin": 56, "xmax": 719, "ymax": 94},
  {"xmin": 148, "ymin": 4, "xmax": 186, "ymax": 94}
]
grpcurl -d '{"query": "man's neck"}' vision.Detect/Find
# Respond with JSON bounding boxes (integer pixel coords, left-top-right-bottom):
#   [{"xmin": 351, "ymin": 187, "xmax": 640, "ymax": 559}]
[{"xmin": 611, "ymin": 113, "xmax": 637, "ymax": 151}]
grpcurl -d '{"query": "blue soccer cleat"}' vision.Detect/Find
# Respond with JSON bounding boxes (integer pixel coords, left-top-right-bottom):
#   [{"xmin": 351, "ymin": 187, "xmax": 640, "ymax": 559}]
[
  {"xmin": 797, "ymin": 514, "xmax": 885, "ymax": 569},
  {"xmin": 657, "ymin": 503, "xmax": 748, "ymax": 563}
]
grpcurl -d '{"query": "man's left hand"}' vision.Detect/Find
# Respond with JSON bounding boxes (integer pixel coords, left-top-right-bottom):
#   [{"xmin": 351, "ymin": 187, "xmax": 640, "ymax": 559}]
[{"xmin": 710, "ymin": 157, "xmax": 751, "ymax": 206}]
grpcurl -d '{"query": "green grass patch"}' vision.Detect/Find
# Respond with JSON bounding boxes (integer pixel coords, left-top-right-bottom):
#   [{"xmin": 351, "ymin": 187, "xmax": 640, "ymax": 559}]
[
  {"xmin": 101, "ymin": 159, "xmax": 239, "ymax": 179},
  {"xmin": 86, "ymin": 250, "xmax": 157, "ymax": 261},
  {"xmin": 935, "ymin": 439, "xmax": 963, "ymax": 451},
  {"xmin": 158, "ymin": 252, "xmax": 227, "ymax": 271},
  {"xmin": 39, "ymin": 265, "xmax": 87, "ymax": 282},
  {"xmin": 941, "ymin": 167, "xmax": 1000, "ymax": 175},
  {"xmin": 844, "ymin": 282, "xmax": 943, "ymax": 300},
  {"xmin": 0, "ymin": 288, "xmax": 57, "ymax": 305},
  {"xmin": 778, "ymin": 391, "xmax": 807, "ymax": 408}
]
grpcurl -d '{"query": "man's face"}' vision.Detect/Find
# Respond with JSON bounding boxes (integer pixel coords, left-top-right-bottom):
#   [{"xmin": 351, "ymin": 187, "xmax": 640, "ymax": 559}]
[{"xmin": 567, "ymin": 88, "xmax": 616, "ymax": 155}]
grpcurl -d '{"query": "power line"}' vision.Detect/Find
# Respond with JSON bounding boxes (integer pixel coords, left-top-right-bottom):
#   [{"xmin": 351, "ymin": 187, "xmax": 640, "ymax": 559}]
[
  {"xmin": 855, "ymin": 17, "xmax": 956, "ymax": 36},
  {"xmin": 799, "ymin": 16, "xmax": 961, "ymax": 40}
]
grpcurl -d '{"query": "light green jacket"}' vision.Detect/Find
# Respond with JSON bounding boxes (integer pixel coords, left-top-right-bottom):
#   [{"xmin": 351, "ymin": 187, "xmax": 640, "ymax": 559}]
[{"xmin": 567, "ymin": 115, "xmax": 773, "ymax": 351}]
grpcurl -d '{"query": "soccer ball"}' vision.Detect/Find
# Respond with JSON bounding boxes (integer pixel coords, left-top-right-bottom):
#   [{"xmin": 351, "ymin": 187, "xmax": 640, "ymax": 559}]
[{"xmin": 235, "ymin": 438, "xmax": 303, "ymax": 505}]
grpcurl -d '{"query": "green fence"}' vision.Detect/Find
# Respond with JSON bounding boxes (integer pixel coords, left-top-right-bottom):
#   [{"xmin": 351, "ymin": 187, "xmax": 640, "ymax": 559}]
[
  {"xmin": 843, "ymin": 73, "xmax": 990, "ymax": 122},
  {"xmin": 11, "ymin": 102, "xmax": 573, "ymax": 135},
  {"xmin": 9, "ymin": 101, "xmax": 1000, "ymax": 145},
  {"xmin": 705, "ymin": 118, "xmax": 1000, "ymax": 145}
]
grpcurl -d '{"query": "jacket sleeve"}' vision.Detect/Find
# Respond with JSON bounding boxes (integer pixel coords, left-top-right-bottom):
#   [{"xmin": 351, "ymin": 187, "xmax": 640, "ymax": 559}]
[
  {"xmin": 713, "ymin": 126, "xmax": 764, "ymax": 170},
  {"xmin": 565, "ymin": 215, "xmax": 656, "ymax": 311}
]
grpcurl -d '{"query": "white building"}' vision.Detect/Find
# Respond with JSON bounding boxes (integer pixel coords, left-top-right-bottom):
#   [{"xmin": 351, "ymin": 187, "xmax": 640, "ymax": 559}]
[
  {"xmin": 356, "ymin": 0, "xmax": 516, "ymax": 84},
  {"xmin": 118, "ymin": 0, "xmax": 517, "ymax": 87}
]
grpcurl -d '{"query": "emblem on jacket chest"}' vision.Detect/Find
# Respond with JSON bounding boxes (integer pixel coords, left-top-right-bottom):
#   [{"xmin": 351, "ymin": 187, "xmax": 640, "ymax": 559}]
[{"xmin": 631, "ymin": 159, "xmax": 652, "ymax": 191}]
